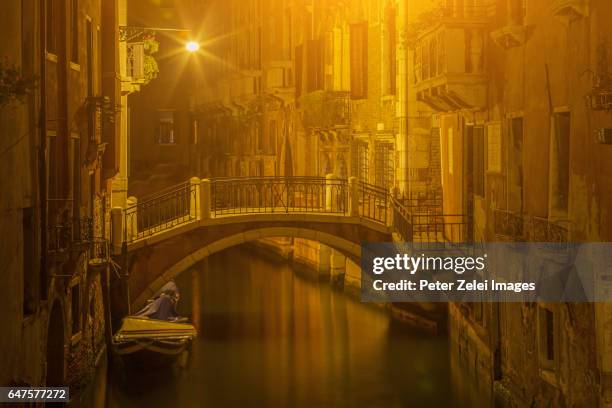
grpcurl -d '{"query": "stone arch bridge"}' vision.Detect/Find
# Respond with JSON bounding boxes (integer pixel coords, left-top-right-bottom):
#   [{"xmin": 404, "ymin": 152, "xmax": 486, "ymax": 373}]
[{"xmin": 109, "ymin": 176, "xmax": 414, "ymax": 313}]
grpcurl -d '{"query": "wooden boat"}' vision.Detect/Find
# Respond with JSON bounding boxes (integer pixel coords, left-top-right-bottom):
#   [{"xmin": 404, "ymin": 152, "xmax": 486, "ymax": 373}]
[{"xmin": 112, "ymin": 316, "xmax": 197, "ymax": 367}]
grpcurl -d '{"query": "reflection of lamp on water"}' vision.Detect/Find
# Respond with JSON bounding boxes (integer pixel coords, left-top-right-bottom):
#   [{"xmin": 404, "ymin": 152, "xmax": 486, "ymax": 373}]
[{"xmin": 185, "ymin": 41, "xmax": 200, "ymax": 52}]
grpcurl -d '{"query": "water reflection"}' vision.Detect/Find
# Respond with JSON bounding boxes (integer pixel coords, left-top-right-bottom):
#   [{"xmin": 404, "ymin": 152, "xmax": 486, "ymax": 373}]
[{"xmin": 91, "ymin": 245, "xmax": 491, "ymax": 407}]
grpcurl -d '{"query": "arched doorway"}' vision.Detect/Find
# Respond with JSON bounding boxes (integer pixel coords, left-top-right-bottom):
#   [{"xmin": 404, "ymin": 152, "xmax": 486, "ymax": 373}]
[{"xmin": 46, "ymin": 300, "xmax": 65, "ymax": 387}]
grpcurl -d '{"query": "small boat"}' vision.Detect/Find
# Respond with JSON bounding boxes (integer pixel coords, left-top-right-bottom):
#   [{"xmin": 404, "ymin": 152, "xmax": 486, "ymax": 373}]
[{"xmin": 112, "ymin": 281, "xmax": 197, "ymax": 367}]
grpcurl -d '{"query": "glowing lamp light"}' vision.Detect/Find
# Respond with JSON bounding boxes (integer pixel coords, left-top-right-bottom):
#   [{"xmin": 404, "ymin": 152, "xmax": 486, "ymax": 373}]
[{"xmin": 185, "ymin": 41, "xmax": 200, "ymax": 52}]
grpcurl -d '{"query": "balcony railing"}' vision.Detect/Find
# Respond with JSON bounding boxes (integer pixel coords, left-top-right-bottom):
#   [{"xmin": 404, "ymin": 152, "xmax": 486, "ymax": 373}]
[
  {"xmin": 89, "ymin": 238, "xmax": 110, "ymax": 267},
  {"xmin": 493, "ymin": 209, "xmax": 524, "ymax": 240},
  {"xmin": 412, "ymin": 213, "xmax": 473, "ymax": 244},
  {"xmin": 527, "ymin": 217, "xmax": 570, "ymax": 243},
  {"xmin": 47, "ymin": 217, "xmax": 93, "ymax": 253}
]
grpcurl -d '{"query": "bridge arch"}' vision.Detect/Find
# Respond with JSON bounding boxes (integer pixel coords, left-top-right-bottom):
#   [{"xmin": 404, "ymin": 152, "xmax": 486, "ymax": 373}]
[
  {"xmin": 131, "ymin": 226, "xmax": 365, "ymax": 309},
  {"xmin": 115, "ymin": 176, "xmax": 413, "ymax": 314}
]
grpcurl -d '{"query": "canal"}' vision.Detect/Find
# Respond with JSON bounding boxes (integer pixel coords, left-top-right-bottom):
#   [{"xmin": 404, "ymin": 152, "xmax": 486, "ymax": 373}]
[{"xmin": 88, "ymin": 245, "xmax": 491, "ymax": 407}]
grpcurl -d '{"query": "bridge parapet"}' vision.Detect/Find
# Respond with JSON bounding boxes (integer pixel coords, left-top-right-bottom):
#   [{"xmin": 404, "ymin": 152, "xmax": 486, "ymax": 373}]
[{"xmin": 110, "ymin": 176, "xmax": 417, "ymax": 251}]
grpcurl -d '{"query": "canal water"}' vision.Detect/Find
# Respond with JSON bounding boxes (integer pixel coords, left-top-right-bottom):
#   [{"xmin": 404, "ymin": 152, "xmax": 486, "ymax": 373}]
[{"xmin": 88, "ymin": 245, "xmax": 492, "ymax": 407}]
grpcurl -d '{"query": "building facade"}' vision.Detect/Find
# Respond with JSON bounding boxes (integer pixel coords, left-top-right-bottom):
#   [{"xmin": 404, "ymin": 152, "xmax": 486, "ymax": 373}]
[
  {"xmin": 124, "ymin": 0, "xmax": 612, "ymax": 405},
  {"xmin": 409, "ymin": 0, "xmax": 612, "ymax": 406},
  {"xmin": 0, "ymin": 0, "xmax": 121, "ymax": 397}
]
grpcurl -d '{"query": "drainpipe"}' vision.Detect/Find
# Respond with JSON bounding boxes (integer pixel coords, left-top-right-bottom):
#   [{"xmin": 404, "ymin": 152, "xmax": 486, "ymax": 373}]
[
  {"xmin": 39, "ymin": 0, "xmax": 48, "ymax": 299},
  {"xmin": 396, "ymin": 0, "xmax": 408, "ymax": 195}
]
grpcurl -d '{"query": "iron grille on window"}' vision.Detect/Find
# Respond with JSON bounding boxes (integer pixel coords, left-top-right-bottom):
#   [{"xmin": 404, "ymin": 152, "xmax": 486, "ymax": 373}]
[
  {"xmin": 352, "ymin": 140, "xmax": 369, "ymax": 182},
  {"xmin": 374, "ymin": 141, "xmax": 394, "ymax": 189},
  {"xmin": 156, "ymin": 111, "xmax": 175, "ymax": 144}
]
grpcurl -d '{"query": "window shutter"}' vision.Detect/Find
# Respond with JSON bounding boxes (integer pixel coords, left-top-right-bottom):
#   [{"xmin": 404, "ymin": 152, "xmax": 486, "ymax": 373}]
[{"xmin": 350, "ymin": 22, "xmax": 368, "ymax": 99}]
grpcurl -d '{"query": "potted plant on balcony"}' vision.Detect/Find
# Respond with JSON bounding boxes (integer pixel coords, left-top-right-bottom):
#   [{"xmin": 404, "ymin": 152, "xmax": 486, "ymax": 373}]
[{"xmin": 0, "ymin": 58, "xmax": 37, "ymax": 108}]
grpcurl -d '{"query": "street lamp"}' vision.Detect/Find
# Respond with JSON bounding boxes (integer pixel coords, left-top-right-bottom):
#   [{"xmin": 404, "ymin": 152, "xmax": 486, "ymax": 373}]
[
  {"xmin": 185, "ymin": 41, "xmax": 200, "ymax": 52},
  {"xmin": 120, "ymin": 26, "xmax": 199, "ymax": 53}
]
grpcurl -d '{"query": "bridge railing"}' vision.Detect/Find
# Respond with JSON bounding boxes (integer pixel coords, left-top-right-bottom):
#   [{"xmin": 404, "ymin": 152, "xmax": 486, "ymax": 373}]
[
  {"xmin": 117, "ymin": 176, "xmax": 475, "ymax": 247},
  {"xmin": 211, "ymin": 176, "xmax": 348, "ymax": 216},
  {"xmin": 124, "ymin": 180, "xmax": 198, "ymax": 243},
  {"xmin": 358, "ymin": 181, "xmax": 389, "ymax": 224},
  {"xmin": 391, "ymin": 196, "xmax": 413, "ymax": 242}
]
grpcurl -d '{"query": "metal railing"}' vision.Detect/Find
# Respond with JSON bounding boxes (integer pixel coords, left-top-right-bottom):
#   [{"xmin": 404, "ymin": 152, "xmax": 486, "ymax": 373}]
[
  {"xmin": 89, "ymin": 238, "xmax": 110, "ymax": 266},
  {"xmin": 391, "ymin": 197, "xmax": 413, "ymax": 243},
  {"xmin": 400, "ymin": 190, "xmax": 443, "ymax": 217},
  {"xmin": 47, "ymin": 217, "xmax": 93, "ymax": 252},
  {"xmin": 211, "ymin": 177, "xmax": 348, "ymax": 216},
  {"xmin": 358, "ymin": 181, "xmax": 389, "ymax": 223},
  {"xmin": 411, "ymin": 213, "xmax": 473, "ymax": 244},
  {"xmin": 493, "ymin": 209, "xmax": 524, "ymax": 240},
  {"xmin": 124, "ymin": 181, "xmax": 198, "ymax": 243},
  {"xmin": 120, "ymin": 176, "xmax": 478, "ymax": 248},
  {"xmin": 527, "ymin": 217, "xmax": 570, "ymax": 243}
]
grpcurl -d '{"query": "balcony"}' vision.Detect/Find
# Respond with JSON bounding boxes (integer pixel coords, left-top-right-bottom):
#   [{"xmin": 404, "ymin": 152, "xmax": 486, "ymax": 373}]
[
  {"xmin": 126, "ymin": 42, "xmax": 146, "ymax": 84},
  {"xmin": 552, "ymin": 0, "xmax": 589, "ymax": 24},
  {"xmin": 526, "ymin": 217, "xmax": 570, "ymax": 243},
  {"xmin": 89, "ymin": 238, "xmax": 111, "ymax": 269},
  {"xmin": 414, "ymin": 24, "xmax": 487, "ymax": 111},
  {"xmin": 47, "ymin": 217, "xmax": 93, "ymax": 263},
  {"xmin": 302, "ymin": 91, "xmax": 350, "ymax": 129}
]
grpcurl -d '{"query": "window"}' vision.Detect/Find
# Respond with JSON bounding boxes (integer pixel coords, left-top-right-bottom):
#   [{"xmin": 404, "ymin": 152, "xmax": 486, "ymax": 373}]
[
  {"xmin": 86, "ymin": 19, "xmax": 93, "ymax": 96},
  {"xmin": 352, "ymin": 140, "xmax": 369, "ymax": 182},
  {"xmin": 267, "ymin": 120, "xmax": 277, "ymax": 155},
  {"xmin": 350, "ymin": 22, "xmax": 368, "ymax": 99},
  {"xmin": 192, "ymin": 119, "xmax": 198, "ymax": 145},
  {"xmin": 374, "ymin": 141, "xmax": 394, "ymax": 189},
  {"xmin": 156, "ymin": 111, "xmax": 175, "ymax": 144},
  {"xmin": 71, "ymin": 0, "xmax": 79, "ymax": 63},
  {"xmin": 472, "ymin": 126, "xmax": 485, "ymax": 197},
  {"xmin": 295, "ymin": 44, "xmax": 303, "ymax": 100},
  {"xmin": 47, "ymin": 134, "xmax": 58, "ymax": 198},
  {"xmin": 307, "ymin": 38, "xmax": 324, "ymax": 92},
  {"xmin": 538, "ymin": 306, "xmax": 556, "ymax": 369},
  {"xmin": 23, "ymin": 207, "xmax": 37, "ymax": 316},
  {"xmin": 386, "ymin": 5, "xmax": 396, "ymax": 94},
  {"xmin": 487, "ymin": 123, "xmax": 502, "ymax": 173},
  {"xmin": 550, "ymin": 111, "xmax": 570, "ymax": 214},
  {"xmin": 46, "ymin": 0, "xmax": 56, "ymax": 54},
  {"xmin": 71, "ymin": 138, "xmax": 81, "ymax": 208},
  {"xmin": 509, "ymin": 117, "xmax": 524, "ymax": 211},
  {"xmin": 447, "ymin": 127, "xmax": 454, "ymax": 175},
  {"xmin": 71, "ymin": 283, "xmax": 81, "ymax": 336}
]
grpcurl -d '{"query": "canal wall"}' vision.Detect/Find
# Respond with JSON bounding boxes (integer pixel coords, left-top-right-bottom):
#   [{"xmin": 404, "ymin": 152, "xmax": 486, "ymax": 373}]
[{"xmin": 250, "ymin": 239, "xmax": 446, "ymax": 334}]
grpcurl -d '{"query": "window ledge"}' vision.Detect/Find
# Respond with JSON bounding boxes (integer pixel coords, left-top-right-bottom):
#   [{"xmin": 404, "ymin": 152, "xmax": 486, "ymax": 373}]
[
  {"xmin": 46, "ymin": 52, "xmax": 58, "ymax": 63},
  {"xmin": 70, "ymin": 331, "xmax": 82, "ymax": 346},
  {"xmin": 539, "ymin": 368, "xmax": 559, "ymax": 387}
]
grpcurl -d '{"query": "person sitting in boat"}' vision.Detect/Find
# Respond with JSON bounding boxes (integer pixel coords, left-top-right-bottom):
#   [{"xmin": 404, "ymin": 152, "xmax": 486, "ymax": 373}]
[{"xmin": 134, "ymin": 281, "xmax": 183, "ymax": 321}]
